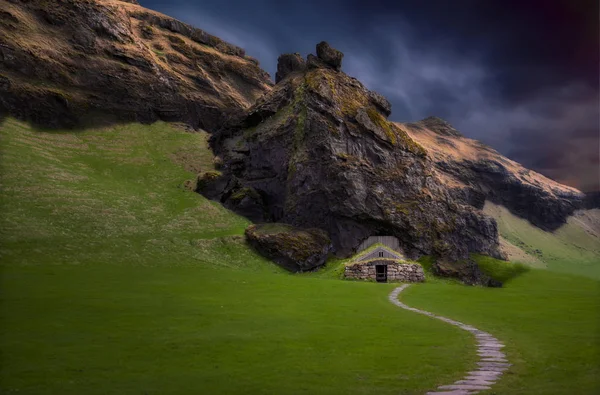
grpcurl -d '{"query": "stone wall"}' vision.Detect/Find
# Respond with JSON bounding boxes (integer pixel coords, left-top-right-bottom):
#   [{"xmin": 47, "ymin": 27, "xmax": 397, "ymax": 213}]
[{"xmin": 344, "ymin": 260, "xmax": 425, "ymax": 282}]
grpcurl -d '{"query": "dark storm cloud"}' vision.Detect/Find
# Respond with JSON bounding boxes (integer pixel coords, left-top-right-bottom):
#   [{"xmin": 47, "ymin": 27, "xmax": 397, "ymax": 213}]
[{"xmin": 140, "ymin": 0, "xmax": 599, "ymax": 191}]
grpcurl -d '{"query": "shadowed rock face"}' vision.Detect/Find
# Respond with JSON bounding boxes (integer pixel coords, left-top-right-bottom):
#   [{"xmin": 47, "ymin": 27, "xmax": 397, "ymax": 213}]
[
  {"xmin": 200, "ymin": 42, "xmax": 502, "ymax": 270},
  {"xmin": 0, "ymin": 0, "xmax": 272, "ymax": 130}
]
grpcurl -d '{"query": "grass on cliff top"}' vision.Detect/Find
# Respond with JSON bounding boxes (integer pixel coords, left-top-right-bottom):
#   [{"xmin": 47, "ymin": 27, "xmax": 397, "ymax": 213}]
[{"xmin": 1, "ymin": 117, "xmax": 598, "ymax": 394}]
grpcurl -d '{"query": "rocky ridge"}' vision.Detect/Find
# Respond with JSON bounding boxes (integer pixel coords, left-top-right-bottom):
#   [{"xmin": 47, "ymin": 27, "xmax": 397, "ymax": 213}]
[
  {"xmin": 402, "ymin": 119, "xmax": 593, "ymax": 231},
  {"xmin": 0, "ymin": 0, "xmax": 272, "ymax": 130}
]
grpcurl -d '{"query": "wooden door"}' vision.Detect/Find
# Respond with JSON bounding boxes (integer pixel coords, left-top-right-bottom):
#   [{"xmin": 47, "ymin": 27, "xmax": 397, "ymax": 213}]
[{"xmin": 375, "ymin": 265, "xmax": 387, "ymax": 282}]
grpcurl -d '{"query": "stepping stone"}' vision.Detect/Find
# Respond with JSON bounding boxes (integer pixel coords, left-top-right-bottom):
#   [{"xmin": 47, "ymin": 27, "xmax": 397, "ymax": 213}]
[
  {"xmin": 478, "ymin": 342, "xmax": 504, "ymax": 348},
  {"xmin": 464, "ymin": 376, "xmax": 498, "ymax": 385},
  {"xmin": 481, "ymin": 358, "xmax": 508, "ymax": 363},
  {"xmin": 475, "ymin": 365, "xmax": 508, "ymax": 372},
  {"xmin": 426, "ymin": 391, "xmax": 472, "ymax": 395},
  {"xmin": 481, "ymin": 367, "xmax": 507, "ymax": 373},
  {"xmin": 468, "ymin": 370, "xmax": 502, "ymax": 377},
  {"xmin": 439, "ymin": 384, "xmax": 491, "ymax": 391},
  {"xmin": 478, "ymin": 351, "xmax": 505, "ymax": 356},
  {"xmin": 479, "ymin": 352, "xmax": 506, "ymax": 357},
  {"xmin": 456, "ymin": 379, "xmax": 496, "ymax": 386},
  {"xmin": 478, "ymin": 362, "xmax": 511, "ymax": 368},
  {"xmin": 478, "ymin": 354, "xmax": 506, "ymax": 359},
  {"xmin": 478, "ymin": 347, "xmax": 504, "ymax": 352}
]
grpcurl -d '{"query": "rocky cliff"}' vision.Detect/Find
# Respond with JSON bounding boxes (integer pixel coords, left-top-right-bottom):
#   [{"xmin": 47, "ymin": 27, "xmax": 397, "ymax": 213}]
[
  {"xmin": 0, "ymin": 0, "xmax": 272, "ymax": 130},
  {"xmin": 200, "ymin": 42, "xmax": 502, "ymax": 266}
]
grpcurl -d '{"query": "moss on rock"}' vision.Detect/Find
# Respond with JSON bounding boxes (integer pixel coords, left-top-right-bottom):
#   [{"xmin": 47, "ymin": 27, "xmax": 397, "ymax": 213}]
[
  {"xmin": 230, "ymin": 187, "xmax": 260, "ymax": 202},
  {"xmin": 367, "ymin": 107, "xmax": 397, "ymax": 145},
  {"xmin": 245, "ymin": 223, "xmax": 333, "ymax": 272}
]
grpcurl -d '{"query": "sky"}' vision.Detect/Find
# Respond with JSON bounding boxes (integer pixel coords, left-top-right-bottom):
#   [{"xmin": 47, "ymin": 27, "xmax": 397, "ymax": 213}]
[{"xmin": 140, "ymin": 0, "xmax": 599, "ymax": 192}]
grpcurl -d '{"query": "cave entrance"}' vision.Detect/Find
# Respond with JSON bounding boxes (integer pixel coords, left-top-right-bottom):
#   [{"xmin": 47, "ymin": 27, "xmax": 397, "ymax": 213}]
[{"xmin": 375, "ymin": 265, "xmax": 387, "ymax": 283}]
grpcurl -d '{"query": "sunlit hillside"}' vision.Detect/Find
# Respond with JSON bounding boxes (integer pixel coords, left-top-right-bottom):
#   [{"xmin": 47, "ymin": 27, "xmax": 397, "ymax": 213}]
[{"xmin": 484, "ymin": 201, "xmax": 600, "ymax": 279}]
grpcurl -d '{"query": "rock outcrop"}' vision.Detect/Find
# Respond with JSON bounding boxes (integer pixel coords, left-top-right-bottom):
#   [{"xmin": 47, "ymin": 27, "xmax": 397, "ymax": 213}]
[
  {"xmin": 275, "ymin": 53, "xmax": 305, "ymax": 83},
  {"xmin": 0, "ymin": 0, "xmax": 272, "ymax": 130},
  {"xmin": 201, "ymin": 42, "xmax": 503, "ymax": 276},
  {"xmin": 315, "ymin": 41, "xmax": 343, "ymax": 71},
  {"xmin": 403, "ymin": 118, "xmax": 591, "ymax": 231},
  {"xmin": 245, "ymin": 223, "xmax": 333, "ymax": 272}
]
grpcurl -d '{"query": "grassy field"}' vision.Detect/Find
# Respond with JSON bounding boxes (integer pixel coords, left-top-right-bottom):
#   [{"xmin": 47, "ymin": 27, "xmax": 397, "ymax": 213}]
[
  {"xmin": 0, "ymin": 118, "xmax": 474, "ymax": 394},
  {"xmin": 402, "ymin": 270, "xmax": 600, "ymax": 395},
  {"xmin": 1, "ymin": 117, "xmax": 598, "ymax": 394}
]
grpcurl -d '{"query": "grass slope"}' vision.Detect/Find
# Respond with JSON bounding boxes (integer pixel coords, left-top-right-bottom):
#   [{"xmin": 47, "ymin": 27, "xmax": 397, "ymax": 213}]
[
  {"xmin": 484, "ymin": 202, "xmax": 600, "ymax": 279},
  {"xmin": 0, "ymin": 118, "xmax": 262, "ymax": 269},
  {"xmin": 0, "ymin": 118, "xmax": 474, "ymax": 394}
]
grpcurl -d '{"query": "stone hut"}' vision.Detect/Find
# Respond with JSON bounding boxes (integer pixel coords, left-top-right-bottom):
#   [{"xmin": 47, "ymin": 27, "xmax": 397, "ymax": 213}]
[{"xmin": 344, "ymin": 244, "xmax": 425, "ymax": 283}]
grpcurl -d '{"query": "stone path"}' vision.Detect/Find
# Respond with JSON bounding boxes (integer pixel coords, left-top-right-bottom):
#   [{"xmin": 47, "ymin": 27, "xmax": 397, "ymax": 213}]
[{"xmin": 389, "ymin": 285, "xmax": 510, "ymax": 395}]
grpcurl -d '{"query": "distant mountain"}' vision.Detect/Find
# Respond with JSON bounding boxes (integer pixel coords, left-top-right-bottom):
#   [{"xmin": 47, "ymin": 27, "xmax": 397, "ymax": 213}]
[{"xmin": 0, "ymin": 0, "xmax": 272, "ymax": 130}]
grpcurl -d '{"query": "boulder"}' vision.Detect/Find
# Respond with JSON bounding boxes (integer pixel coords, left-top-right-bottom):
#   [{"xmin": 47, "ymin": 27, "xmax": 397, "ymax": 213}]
[
  {"xmin": 245, "ymin": 224, "xmax": 333, "ymax": 272},
  {"xmin": 316, "ymin": 41, "xmax": 343, "ymax": 71},
  {"xmin": 368, "ymin": 91, "xmax": 392, "ymax": 117},
  {"xmin": 275, "ymin": 53, "xmax": 306, "ymax": 83}
]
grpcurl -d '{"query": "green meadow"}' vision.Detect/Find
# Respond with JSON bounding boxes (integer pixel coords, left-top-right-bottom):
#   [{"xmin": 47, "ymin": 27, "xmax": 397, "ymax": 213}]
[{"xmin": 1, "ymin": 117, "xmax": 598, "ymax": 394}]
